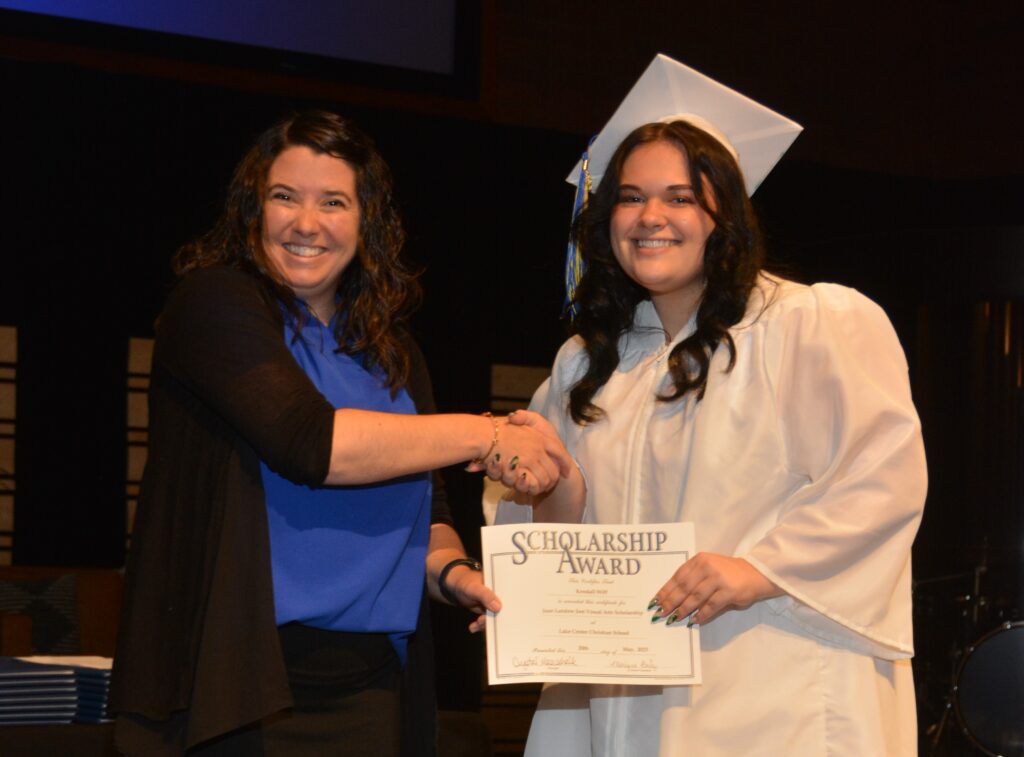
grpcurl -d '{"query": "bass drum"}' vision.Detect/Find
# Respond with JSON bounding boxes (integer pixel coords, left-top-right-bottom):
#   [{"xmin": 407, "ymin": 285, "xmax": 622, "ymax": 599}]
[{"xmin": 954, "ymin": 621, "xmax": 1024, "ymax": 756}]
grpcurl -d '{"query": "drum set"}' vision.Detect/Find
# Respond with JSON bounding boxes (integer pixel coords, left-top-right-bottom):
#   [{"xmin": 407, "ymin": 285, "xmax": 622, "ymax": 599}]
[{"xmin": 917, "ymin": 561, "xmax": 1024, "ymax": 756}]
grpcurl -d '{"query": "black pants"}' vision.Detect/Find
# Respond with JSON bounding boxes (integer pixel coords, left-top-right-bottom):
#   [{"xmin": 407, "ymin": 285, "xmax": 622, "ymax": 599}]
[{"xmin": 190, "ymin": 624, "xmax": 402, "ymax": 756}]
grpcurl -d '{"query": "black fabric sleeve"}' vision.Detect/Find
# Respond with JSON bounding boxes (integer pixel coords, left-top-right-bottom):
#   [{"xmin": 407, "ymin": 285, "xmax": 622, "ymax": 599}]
[
  {"xmin": 401, "ymin": 333, "xmax": 454, "ymax": 527},
  {"xmin": 154, "ymin": 267, "xmax": 335, "ymax": 486}
]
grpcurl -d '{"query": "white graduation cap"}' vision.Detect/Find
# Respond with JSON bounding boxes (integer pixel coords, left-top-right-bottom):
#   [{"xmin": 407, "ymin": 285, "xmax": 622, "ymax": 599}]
[{"xmin": 567, "ymin": 54, "xmax": 803, "ymax": 195}]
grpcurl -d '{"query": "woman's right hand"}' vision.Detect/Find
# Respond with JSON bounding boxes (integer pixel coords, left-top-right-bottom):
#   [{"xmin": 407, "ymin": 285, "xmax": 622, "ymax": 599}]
[
  {"xmin": 470, "ymin": 414, "xmax": 573, "ymax": 494},
  {"xmin": 503, "ymin": 410, "xmax": 587, "ymax": 522}
]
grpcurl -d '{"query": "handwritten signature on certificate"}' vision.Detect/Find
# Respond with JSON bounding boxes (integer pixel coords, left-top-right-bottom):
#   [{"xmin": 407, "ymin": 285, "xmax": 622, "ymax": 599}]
[{"xmin": 482, "ymin": 522, "xmax": 701, "ymax": 686}]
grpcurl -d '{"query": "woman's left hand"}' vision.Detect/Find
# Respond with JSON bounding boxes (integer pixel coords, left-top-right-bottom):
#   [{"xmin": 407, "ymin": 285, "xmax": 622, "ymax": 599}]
[
  {"xmin": 443, "ymin": 563, "xmax": 502, "ymax": 633},
  {"xmin": 650, "ymin": 552, "xmax": 782, "ymax": 626}
]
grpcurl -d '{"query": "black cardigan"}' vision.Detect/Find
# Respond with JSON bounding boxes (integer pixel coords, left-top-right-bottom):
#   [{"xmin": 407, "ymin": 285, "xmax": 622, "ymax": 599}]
[{"xmin": 109, "ymin": 267, "xmax": 450, "ymax": 754}]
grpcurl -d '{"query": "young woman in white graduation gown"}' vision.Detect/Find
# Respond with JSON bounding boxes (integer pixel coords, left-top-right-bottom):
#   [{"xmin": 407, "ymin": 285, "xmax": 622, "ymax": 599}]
[{"xmin": 494, "ymin": 114, "xmax": 926, "ymax": 756}]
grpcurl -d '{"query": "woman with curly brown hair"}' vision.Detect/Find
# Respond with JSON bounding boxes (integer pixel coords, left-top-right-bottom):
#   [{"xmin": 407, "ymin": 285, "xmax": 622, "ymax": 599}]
[
  {"xmin": 109, "ymin": 110, "xmax": 571, "ymax": 756},
  {"xmin": 497, "ymin": 58, "xmax": 925, "ymax": 755}
]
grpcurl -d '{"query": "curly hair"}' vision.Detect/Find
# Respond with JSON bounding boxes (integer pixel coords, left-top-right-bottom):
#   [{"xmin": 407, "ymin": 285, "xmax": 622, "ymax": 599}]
[
  {"xmin": 568, "ymin": 120, "xmax": 766, "ymax": 424},
  {"xmin": 174, "ymin": 110, "xmax": 420, "ymax": 391}
]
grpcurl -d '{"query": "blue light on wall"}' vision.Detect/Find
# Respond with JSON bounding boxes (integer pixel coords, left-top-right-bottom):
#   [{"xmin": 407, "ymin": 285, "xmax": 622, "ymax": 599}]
[{"xmin": 0, "ymin": 0, "xmax": 457, "ymax": 74}]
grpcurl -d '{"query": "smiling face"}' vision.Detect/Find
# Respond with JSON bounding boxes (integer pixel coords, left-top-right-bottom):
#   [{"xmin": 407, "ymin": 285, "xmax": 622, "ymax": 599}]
[
  {"xmin": 610, "ymin": 140, "xmax": 717, "ymax": 337},
  {"xmin": 261, "ymin": 145, "xmax": 361, "ymax": 320}
]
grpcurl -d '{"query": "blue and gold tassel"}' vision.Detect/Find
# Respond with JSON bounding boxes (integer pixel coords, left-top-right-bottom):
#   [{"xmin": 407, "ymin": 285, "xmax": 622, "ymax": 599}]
[{"xmin": 564, "ymin": 138, "xmax": 595, "ymax": 320}]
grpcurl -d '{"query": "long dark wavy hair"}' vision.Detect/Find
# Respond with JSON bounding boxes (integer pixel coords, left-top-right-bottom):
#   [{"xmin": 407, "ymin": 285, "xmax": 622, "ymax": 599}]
[
  {"xmin": 568, "ymin": 120, "xmax": 766, "ymax": 424},
  {"xmin": 174, "ymin": 110, "xmax": 420, "ymax": 391}
]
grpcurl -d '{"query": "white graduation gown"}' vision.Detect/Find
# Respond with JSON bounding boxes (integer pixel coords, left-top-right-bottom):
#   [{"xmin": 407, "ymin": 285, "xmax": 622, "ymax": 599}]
[{"xmin": 496, "ymin": 276, "xmax": 926, "ymax": 756}]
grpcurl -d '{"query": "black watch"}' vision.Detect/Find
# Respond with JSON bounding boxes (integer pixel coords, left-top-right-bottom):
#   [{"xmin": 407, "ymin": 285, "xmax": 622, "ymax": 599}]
[{"xmin": 438, "ymin": 557, "xmax": 482, "ymax": 606}]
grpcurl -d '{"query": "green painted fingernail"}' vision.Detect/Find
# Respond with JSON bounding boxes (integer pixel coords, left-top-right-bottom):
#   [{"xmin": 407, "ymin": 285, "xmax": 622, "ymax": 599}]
[
  {"xmin": 665, "ymin": 611, "xmax": 680, "ymax": 626},
  {"xmin": 647, "ymin": 598, "xmax": 659, "ymax": 611},
  {"xmin": 650, "ymin": 612, "xmax": 663, "ymax": 623}
]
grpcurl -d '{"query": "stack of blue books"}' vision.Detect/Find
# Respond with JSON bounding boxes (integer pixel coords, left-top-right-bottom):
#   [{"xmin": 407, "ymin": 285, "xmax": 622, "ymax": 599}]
[{"xmin": 0, "ymin": 657, "xmax": 112, "ymax": 725}]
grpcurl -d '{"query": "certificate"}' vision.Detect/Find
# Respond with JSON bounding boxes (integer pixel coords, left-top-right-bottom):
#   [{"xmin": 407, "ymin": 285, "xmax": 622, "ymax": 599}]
[{"xmin": 482, "ymin": 522, "xmax": 701, "ymax": 686}]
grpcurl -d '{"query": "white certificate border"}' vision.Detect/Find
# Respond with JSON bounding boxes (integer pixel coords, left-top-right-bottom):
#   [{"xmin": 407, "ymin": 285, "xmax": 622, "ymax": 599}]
[{"xmin": 487, "ymin": 548, "xmax": 699, "ymax": 683}]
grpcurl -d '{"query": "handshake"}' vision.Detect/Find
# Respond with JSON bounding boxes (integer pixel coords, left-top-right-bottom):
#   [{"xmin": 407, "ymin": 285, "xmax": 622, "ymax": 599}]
[{"xmin": 465, "ymin": 410, "xmax": 574, "ymax": 497}]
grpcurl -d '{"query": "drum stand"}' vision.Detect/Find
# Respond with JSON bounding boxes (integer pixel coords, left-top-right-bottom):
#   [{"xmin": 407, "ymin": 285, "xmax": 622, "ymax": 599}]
[{"xmin": 916, "ymin": 563, "xmax": 989, "ymax": 755}]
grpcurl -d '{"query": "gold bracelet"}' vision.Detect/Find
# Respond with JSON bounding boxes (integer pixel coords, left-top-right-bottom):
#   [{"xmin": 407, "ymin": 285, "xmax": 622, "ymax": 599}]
[{"xmin": 471, "ymin": 412, "xmax": 500, "ymax": 465}]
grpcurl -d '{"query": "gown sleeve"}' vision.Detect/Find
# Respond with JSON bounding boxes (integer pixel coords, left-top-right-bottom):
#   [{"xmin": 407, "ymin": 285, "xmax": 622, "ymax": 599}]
[
  {"xmin": 154, "ymin": 267, "xmax": 335, "ymax": 486},
  {"xmin": 492, "ymin": 338, "xmax": 587, "ymax": 525},
  {"xmin": 743, "ymin": 283, "xmax": 926, "ymax": 657}
]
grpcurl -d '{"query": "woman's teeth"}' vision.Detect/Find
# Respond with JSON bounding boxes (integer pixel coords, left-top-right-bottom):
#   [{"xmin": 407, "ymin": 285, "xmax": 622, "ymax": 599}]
[
  {"xmin": 636, "ymin": 239, "xmax": 676, "ymax": 248},
  {"xmin": 283, "ymin": 244, "xmax": 324, "ymax": 258}
]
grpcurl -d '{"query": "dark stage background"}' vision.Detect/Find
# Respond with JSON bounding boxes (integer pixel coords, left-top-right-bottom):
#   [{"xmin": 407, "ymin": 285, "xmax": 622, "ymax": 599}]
[{"xmin": 2, "ymin": 2, "xmax": 1023, "ymax": 754}]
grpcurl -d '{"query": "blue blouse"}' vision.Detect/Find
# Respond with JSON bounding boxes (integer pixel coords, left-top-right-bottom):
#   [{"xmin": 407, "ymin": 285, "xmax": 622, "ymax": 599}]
[{"xmin": 260, "ymin": 309, "xmax": 431, "ymax": 661}]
